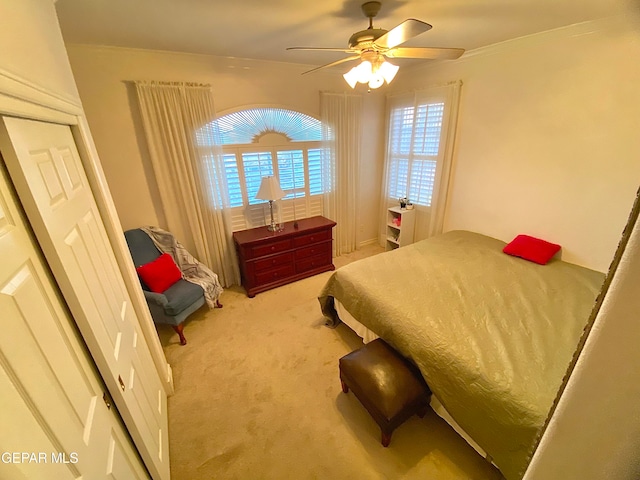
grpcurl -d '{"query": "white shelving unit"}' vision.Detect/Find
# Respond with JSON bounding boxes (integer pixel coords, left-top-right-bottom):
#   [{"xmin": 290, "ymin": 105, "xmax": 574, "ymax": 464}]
[{"xmin": 385, "ymin": 206, "xmax": 416, "ymax": 251}]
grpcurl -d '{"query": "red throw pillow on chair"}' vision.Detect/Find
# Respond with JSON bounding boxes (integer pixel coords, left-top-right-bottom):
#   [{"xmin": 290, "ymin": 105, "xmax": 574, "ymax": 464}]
[
  {"xmin": 503, "ymin": 234, "xmax": 561, "ymax": 265},
  {"xmin": 136, "ymin": 253, "xmax": 182, "ymax": 293}
]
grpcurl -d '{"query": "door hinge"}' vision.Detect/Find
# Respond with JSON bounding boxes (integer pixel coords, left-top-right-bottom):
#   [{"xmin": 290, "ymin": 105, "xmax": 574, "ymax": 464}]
[{"xmin": 103, "ymin": 391, "xmax": 112, "ymax": 410}]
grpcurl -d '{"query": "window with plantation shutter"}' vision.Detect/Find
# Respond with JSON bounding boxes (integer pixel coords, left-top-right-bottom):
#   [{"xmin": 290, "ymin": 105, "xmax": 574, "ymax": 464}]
[
  {"xmin": 387, "ymin": 101, "xmax": 444, "ymax": 207},
  {"xmin": 382, "ymin": 81, "xmax": 462, "ymax": 242},
  {"xmin": 195, "ymin": 108, "xmax": 328, "ymax": 231},
  {"xmin": 242, "ymin": 151, "xmax": 274, "ymax": 205},
  {"xmin": 276, "ymin": 150, "xmax": 305, "ymax": 199}
]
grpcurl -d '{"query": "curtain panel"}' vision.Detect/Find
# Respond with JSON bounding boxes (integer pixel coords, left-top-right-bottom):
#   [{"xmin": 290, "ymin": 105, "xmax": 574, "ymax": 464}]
[
  {"xmin": 320, "ymin": 92, "xmax": 363, "ymax": 257},
  {"xmin": 134, "ymin": 81, "xmax": 239, "ymax": 287},
  {"xmin": 381, "ymin": 80, "xmax": 462, "ymax": 243}
]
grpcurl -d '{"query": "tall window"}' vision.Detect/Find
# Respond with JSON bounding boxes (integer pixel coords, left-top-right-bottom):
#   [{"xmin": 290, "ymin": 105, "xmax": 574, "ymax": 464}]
[
  {"xmin": 383, "ymin": 82, "xmax": 461, "ymax": 240},
  {"xmin": 386, "ymin": 100, "xmax": 445, "ymax": 207},
  {"xmin": 196, "ymin": 108, "xmax": 327, "ymax": 230}
]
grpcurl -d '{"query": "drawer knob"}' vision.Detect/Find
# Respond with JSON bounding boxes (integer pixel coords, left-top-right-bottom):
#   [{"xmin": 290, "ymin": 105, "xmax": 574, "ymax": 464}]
[
  {"xmin": 271, "ymin": 246, "xmax": 275, "ymax": 251},
  {"xmin": 310, "ymin": 236, "xmax": 314, "ymax": 241}
]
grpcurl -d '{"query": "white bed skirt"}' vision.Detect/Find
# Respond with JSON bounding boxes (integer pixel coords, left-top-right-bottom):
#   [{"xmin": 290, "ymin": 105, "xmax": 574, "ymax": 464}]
[{"xmin": 335, "ymin": 299, "xmax": 489, "ymax": 459}]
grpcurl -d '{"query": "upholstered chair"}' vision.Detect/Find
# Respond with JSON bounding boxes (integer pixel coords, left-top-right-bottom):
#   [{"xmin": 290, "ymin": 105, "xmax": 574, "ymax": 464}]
[{"xmin": 124, "ymin": 228, "xmax": 205, "ymax": 345}]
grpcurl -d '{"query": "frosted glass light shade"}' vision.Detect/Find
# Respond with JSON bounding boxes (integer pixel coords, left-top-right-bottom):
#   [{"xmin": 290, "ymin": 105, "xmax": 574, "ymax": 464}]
[
  {"xmin": 255, "ymin": 175, "xmax": 285, "ymax": 201},
  {"xmin": 368, "ymin": 73, "xmax": 384, "ymax": 89},
  {"xmin": 343, "ymin": 59, "xmax": 399, "ymax": 89},
  {"xmin": 379, "ymin": 61, "xmax": 399, "ymax": 83},
  {"xmin": 343, "ymin": 67, "xmax": 359, "ymax": 88}
]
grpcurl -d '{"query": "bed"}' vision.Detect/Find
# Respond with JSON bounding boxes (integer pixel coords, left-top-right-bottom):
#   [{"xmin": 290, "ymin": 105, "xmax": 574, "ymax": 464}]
[{"xmin": 318, "ymin": 230, "xmax": 604, "ymax": 479}]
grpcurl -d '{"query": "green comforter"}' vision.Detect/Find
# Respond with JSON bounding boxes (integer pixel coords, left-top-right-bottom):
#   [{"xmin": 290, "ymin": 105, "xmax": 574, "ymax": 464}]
[{"xmin": 318, "ymin": 231, "xmax": 604, "ymax": 479}]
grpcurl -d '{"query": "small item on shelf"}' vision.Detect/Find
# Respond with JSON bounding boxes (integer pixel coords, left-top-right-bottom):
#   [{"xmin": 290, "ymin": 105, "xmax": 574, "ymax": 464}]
[
  {"xmin": 392, "ymin": 217, "xmax": 401, "ymax": 226},
  {"xmin": 406, "ymin": 202, "xmax": 414, "ymax": 210},
  {"xmin": 398, "ymin": 197, "xmax": 407, "ymax": 209}
]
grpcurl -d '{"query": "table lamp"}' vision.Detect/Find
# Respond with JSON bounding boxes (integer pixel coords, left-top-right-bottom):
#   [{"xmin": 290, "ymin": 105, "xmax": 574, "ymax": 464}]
[{"xmin": 256, "ymin": 176, "xmax": 285, "ymax": 232}]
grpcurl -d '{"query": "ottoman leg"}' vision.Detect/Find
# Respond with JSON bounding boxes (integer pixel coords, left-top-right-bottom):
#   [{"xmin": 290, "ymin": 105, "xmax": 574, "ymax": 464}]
[
  {"xmin": 381, "ymin": 430, "xmax": 392, "ymax": 448},
  {"xmin": 341, "ymin": 379, "xmax": 349, "ymax": 394}
]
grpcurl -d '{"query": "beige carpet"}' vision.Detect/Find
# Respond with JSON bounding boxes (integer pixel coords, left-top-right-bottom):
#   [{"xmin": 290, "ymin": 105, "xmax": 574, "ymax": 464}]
[{"xmin": 158, "ymin": 245, "xmax": 504, "ymax": 480}]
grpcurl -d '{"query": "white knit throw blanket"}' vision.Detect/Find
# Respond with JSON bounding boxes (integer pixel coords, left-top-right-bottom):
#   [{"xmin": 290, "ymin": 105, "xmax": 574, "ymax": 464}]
[{"xmin": 140, "ymin": 226, "xmax": 223, "ymax": 308}]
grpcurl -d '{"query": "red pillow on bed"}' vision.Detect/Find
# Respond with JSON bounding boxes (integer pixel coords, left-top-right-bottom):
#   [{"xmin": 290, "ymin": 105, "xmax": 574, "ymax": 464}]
[
  {"xmin": 136, "ymin": 253, "xmax": 182, "ymax": 293},
  {"xmin": 503, "ymin": 234, "xmax": 561, "ymax": 265}
]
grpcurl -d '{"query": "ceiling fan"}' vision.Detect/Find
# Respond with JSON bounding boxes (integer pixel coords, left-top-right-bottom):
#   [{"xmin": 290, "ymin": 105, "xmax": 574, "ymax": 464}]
[{"xmin": 287, "ymin": 1, "xmax": 464, "ymax": 89}]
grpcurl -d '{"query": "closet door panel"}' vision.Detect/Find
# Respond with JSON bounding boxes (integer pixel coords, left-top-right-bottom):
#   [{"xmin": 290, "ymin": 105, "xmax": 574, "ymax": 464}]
[
  {"xmin": 0, "ymin": 117, "xmax": 169, "ymax": 480},
  {"xmin": 0, "ymin": 158, "xmax": 148, "ymax": 480}
]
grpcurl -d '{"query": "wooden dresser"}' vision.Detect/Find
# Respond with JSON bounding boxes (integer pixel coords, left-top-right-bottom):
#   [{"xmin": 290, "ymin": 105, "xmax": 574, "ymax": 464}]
[{"xmin": 233, "ymin": 216, "xmax": 336, "ymax": 297}]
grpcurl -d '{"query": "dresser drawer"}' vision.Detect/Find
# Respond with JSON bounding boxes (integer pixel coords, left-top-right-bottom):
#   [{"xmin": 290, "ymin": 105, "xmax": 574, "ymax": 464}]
[
  {"xmin": 296, "ymin": 253, "xmax": 331, "ymax": 274},
  {"xmin": 292, "ymin": 229, "xmax": 331, "ymax": 248},
  {"xmin": 255, "ymin": 264, "xmax": 296, "ymax": 285},
  {"xmin": 253, "ymin": 252, "xmax": 294, "ymax": 272},
  {"xmin": 249, "ymin": 239, "xmax": 291, "ymax": 259},
  {"xmin": 295, "ymin": 241, "xmax": 331, "ymax": 260}
]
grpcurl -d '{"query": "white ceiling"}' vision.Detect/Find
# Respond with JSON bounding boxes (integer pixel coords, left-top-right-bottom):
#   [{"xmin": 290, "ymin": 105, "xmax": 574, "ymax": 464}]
[{"xmin": 55, "ymin": 0, "xmax": 631, "ymax": 69}]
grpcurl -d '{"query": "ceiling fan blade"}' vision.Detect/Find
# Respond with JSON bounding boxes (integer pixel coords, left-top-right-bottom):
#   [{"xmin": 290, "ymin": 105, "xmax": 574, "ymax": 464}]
[
  {"xmin": 287, "ymin": 47, "xmax": 355, "ymax": 53},
  {"xmin": 302, "ymin": 56, "xmax": 360, "ymax": 75},
  {"xmin": 373, "ymin": 19, "xmax": 432, "ymax": 50},
  {"xmin": 384, "ymin": 47, "xmax": 465, "ymax": 60}
]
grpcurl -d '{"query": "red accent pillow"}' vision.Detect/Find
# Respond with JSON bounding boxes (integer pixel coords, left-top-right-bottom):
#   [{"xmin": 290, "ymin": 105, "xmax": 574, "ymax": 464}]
[
  {"xmin": 503, "ymin": 235, "xmax": 561, "ymax": 265},
  {"xmin": 136, "ymin": 253, "xmax": 182, "ymax": 293}
]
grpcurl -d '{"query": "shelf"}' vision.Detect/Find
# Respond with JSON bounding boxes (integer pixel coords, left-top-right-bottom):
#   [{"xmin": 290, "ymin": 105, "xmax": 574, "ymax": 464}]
[{"xmin": 385, "ymin": 205, "xmax": 415, "ymax": 251}]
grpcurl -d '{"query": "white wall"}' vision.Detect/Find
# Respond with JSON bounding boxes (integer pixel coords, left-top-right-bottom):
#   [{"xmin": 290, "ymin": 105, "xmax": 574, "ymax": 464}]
[
  {"xmin": 65, "ymin": 46, "xmax": 386, "ymax": 247},
  {"xmin": 0, "ymin": 0, "xmax": 80, "ymax": 105},
  {"xmin": 390, "ymin": 15, "xmax": 640, "ymax": 272},
  {"xmin": 524, "ymin": 192, "xmax": 640, "ymax": 479}
]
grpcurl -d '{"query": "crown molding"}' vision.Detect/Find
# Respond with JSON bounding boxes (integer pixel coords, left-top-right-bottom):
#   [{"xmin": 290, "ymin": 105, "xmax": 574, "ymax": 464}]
[{"xmin": 404, "ymin": 15, "xmax": 633, "ymax": 76}]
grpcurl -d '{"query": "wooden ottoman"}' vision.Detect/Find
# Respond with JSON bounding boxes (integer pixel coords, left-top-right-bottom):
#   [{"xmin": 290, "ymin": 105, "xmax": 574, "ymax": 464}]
[{"xmin": 339, "ymin": 338, "xmax": 431, "ymax": 447}]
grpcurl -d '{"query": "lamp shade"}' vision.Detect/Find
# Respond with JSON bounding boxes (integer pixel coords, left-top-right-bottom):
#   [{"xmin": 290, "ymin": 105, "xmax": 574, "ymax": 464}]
[{"xmin": 255, "ymin": 175, "xmax": 285, "ymax": 201}]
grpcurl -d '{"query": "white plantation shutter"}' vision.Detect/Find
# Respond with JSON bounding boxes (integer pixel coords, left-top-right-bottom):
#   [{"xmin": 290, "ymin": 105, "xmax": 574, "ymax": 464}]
[
  {"xmin": 222, "ymin": 153, "xmax": 243, "ymax": 207},
  {"xmin": 308, "ymin": 148, "xmax": 325, "ymax": 196},
  {"xmin": 383, "ymin": 81, "xmax": 462, "ymax": 240},
  {"xmin": 387, "ymin": 101, "xmax": 444, "ymax": 207},
  {"xmin": 276, "ymin": 150, "xmax": 305, "ymax": 199},
  {"xmin": 196, "ymin": 108, "xmax": 327, "ymax": 231},
  {"xmin": 242, "ymin": 151, "xmax": 274, "ymax": 205}
]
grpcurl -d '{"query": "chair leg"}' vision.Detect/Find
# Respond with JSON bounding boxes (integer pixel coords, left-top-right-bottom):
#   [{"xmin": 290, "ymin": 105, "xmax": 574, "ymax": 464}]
[
  {"xmin": 341, "ymin": 380, "xmax": 349, "ymax": 394},
  {"xmin": 172, "ymin": 323, "xmax": 187, "ymax": 346},
  {"xmin": 215, "ymin": 299, "xmax": 223, "ymax": 308},
  {"xmin": 381, "ymin": 430, "xmax": 392, "ymax": 447}
]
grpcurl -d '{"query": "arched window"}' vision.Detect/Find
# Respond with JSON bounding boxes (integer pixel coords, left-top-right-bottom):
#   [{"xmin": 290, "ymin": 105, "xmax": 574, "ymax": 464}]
[{"xmin": 196, "ymin": 108, "xmax": 328, "ymax": 230}]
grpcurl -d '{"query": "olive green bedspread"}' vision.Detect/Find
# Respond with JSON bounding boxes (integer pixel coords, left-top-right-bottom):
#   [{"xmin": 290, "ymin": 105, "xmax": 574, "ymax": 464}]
[{"xmin": 318, "ymin": 231, "xmax": 604, "ymax": 479}]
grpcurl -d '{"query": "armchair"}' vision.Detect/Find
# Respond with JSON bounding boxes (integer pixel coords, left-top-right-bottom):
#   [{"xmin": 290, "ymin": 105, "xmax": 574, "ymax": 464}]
[{"xmin": 125, "ymin": 228, "xmax": 205, "ymax": 345}]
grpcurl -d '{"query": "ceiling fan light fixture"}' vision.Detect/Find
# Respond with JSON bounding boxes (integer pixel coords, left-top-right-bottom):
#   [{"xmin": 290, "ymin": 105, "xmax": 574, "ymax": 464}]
[
  {"xmin": 368, "ymin": 73, "xmax": 384, "ymax": 89},
  {"xmin": 343, "ymin": 67, "xmax": 359, "ymax": 88},
  {"xmin": 355, "ymin": 60, "xmax": 372, "ymax": 83},
  {"xmin": 290, "ymin": 2, "xmax": 465, "ymax": 85},
  {"xmin": 379, "ymin": 61, "xmax": 399, "ymax": 84},
  {"xmin": 344, "ymin": 58, "xmax": 398, "ymax": 89}
]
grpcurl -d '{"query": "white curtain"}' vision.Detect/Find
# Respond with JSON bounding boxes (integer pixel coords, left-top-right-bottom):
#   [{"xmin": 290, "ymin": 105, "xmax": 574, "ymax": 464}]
[
  {"xmin": 320, "ymin": 92, "xmax": 363, "ymax": 256},
  {"xmin": 381, "ymin": 80, "xmax": 462, "ymax": 242},
  {"xmin": 134, "ymin": 81, "xmax": 239, "ymax": 287}
]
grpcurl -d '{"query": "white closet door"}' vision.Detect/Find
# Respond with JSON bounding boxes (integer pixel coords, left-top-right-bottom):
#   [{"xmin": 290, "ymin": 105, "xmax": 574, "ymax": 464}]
[
  {"xmin": 0, "ymin": 117, "xmax": 169, "ymax": 480},
  {"xmin": 0, "ymin": 158, "xmax": 149, "ymax": 480}
]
